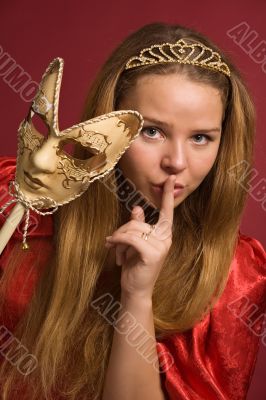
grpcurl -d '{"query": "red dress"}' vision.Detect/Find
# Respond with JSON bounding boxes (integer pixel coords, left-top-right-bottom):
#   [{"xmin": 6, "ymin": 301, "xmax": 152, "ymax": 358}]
[{"xmin": 0, "ymin": 157, "xmax": 265, "ymax": 400}]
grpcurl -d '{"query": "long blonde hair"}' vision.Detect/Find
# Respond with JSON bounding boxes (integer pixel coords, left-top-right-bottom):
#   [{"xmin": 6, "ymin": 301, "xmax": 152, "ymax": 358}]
[{"xmin": 0, "ymin": 22, "xmax": 255, "ymax": 399}]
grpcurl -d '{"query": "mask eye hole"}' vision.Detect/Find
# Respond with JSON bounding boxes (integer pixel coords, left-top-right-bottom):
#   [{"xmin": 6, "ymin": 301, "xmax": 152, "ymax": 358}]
[
  {"xmin": 60, "ymin": 140, "xmax": 76, "ymax": 157},
  {"xmin": 31, "ymin": 113, "xmax": 49, "ymax": 138},
  {"xmin": 60, "ymin": 140, "xmax": 96, "ymax": 160}
]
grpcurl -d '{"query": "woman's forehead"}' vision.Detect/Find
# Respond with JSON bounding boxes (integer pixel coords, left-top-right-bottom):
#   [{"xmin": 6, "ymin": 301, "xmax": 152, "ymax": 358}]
[{"xmin": 120, "ymin": 74, "xmax": 224, "ymax": 126}]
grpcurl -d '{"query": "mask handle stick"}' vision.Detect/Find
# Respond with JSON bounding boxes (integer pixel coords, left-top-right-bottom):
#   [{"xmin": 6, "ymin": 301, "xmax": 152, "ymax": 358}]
[{"xmin": 0, "ymin": 203, "xmax": 25, "ymax": 255}]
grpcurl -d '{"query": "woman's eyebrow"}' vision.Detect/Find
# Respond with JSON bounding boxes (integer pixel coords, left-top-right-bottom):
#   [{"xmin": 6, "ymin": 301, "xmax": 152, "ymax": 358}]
[
  {"xmin": 143, "ymin": 117, "xmax": 221, "ymax": 134},
  {"xmin": 191, "ymin": 128, "xmax": 221, "ymax": 134},
  {"xmin": 142, "ymin": 117, "xmax": 170, "ymax": 129}
]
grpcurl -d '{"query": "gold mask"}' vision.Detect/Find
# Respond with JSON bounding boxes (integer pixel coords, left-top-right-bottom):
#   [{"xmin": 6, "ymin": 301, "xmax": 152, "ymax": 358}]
[
  {"xmin": 0, "ymin": 58, "xmax": 143, "ymax": 251},
  {"xmin": 16, "ymin": 57, "xmax": 143, "ymax": 208}
]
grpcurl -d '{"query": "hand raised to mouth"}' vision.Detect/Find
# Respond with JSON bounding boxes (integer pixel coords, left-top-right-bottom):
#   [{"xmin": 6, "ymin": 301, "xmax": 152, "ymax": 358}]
[{"xmin": 105, "ymin": 174, "xmax": 176, "ymax": 300}]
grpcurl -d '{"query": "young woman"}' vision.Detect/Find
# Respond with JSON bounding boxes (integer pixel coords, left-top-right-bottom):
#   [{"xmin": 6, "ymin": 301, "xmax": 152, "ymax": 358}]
[{"xmin": 0, "ymin": 22, "xmax": 265, "ymax": 400}]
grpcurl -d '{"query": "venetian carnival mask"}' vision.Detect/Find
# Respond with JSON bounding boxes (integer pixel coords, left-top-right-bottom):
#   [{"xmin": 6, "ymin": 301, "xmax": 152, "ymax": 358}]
[
  {"xmin": 15, "ymin": 57, "xmax": 143, "ymax": 208},
  {"xmin": 0, "ymin": 57, "xmax": 143, "ymax": 252}
]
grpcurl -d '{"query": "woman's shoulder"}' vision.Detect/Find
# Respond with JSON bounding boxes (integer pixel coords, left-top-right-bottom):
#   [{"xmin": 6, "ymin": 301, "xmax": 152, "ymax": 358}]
[
  {"xmin": 218, "ymin": 230, "xmax": 266, "ymax": 310},
  {"xmin": 0, "ymin": 156, "xmax": 17, "ymax": 210},
  {"xmin": 213, "ymin": 230, "xmax": 266, "ymax": 321},
  {"xmin": 0, "ymin": 156, "xmax": 16, "ymax": 187},
  {"xmin": 234, "ymin": 230, "xmax": 266, "ymax": 274}
]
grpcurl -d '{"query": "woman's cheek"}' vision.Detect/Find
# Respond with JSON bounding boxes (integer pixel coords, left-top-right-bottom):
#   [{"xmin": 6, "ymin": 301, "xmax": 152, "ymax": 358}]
[
  {"xmin": 189, "ymin": 159, "xmax": 214, "ymax": 185},
  {"xmin": 194, "ymin": 151, "xmax": 217, "ymax": 171}
]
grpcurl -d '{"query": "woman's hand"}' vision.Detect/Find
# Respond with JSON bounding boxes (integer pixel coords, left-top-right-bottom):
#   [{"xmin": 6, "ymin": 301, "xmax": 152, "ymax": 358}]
[{"xmin": 105, "ymin": 175, "xmax": 176, "ymax": 299}]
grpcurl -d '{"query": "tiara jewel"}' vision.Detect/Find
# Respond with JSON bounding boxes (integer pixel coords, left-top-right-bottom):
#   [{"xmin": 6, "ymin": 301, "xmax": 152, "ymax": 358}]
[{"xmin": 125, "ymin": 39, "xmax": 230, "ymax": 77}]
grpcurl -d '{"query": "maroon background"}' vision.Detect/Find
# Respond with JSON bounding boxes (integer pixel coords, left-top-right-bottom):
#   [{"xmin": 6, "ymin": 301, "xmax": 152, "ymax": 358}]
[{"xmin": 0, "ymin": 1, "xmax": 265, "ymax": 397}]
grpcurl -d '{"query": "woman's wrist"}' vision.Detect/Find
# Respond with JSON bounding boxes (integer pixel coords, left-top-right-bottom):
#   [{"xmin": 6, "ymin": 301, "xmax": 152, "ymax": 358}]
[{"xmin": 120, "ymin": 290, "xmax": 153, "ymax": 307}]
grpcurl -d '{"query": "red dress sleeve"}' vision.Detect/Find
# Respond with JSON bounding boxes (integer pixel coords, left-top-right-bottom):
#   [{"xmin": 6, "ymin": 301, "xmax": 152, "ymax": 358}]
[
  {"xmin": 156, "ymin": 233, "xmax": 266, "ymax": 400},
  {"xmin": 0, "ymin": 156, "xmax": 54, "ymax": 331}
]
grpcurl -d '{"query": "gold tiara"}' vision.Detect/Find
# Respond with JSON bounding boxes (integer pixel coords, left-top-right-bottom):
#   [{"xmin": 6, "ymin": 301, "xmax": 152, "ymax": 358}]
[{"xmin": 125, "ymin": 38, "xmax": 230, "ymax": 77}]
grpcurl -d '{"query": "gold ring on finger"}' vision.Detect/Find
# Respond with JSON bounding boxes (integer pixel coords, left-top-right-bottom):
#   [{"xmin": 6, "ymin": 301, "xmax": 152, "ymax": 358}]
[{"xmin": 141, "ymin": 224, "xmax": 156, "ymax": 241}]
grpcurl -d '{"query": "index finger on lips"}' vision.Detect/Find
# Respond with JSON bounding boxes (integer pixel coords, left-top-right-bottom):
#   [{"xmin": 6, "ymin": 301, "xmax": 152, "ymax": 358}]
[{"xmin": 157, "ymin": 175, "xmax": 175, "ymax": 239}]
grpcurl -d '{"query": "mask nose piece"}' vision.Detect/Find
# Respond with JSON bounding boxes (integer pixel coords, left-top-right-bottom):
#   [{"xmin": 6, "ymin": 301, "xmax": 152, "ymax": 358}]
[{"xmin": 30, "ymin": 138, "xmax": 59, "ymax": 174}]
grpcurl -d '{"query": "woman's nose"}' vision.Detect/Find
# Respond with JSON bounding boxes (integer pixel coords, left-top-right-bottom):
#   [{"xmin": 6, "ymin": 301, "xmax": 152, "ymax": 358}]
[
  {"xmin": 30, "ymin": 138, "xmax": 59, "ymax": 173},
  {"xmin": 161, "ymin": 140, "xmax": 188, "ymax": 173}
]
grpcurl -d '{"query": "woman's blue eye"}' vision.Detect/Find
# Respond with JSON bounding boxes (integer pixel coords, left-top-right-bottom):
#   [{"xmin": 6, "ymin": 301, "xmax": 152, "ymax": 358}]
[
  {"xmin": 193, "ymin": 134, "xmax": 211, "ymax": 144},
  {"xmin": 141, "ymin": 127, "xmax": 163, "ymax": 139}
]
